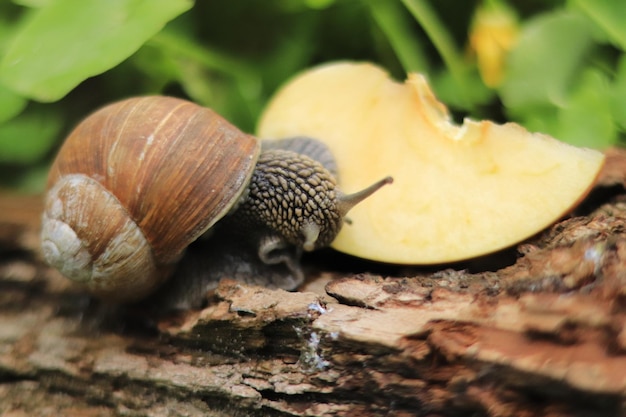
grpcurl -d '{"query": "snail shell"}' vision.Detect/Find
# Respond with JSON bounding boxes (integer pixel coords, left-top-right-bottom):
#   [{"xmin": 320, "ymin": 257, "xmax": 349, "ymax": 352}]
[{"xmin": 41, "ymin": 96, "xmax": 260, "ymax": 301}]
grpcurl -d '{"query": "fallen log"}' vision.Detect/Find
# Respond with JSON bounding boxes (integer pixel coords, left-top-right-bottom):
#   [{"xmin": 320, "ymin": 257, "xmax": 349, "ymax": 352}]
[{"xmin": 0, "ymin": 148, "xmax": 625, "ymax": 416}]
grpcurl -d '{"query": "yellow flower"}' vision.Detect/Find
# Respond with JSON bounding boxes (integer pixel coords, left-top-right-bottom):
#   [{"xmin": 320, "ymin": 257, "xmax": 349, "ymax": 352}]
[{"xmin": 469, "ymin": 1, "xmax": 519, "ymax": 87}]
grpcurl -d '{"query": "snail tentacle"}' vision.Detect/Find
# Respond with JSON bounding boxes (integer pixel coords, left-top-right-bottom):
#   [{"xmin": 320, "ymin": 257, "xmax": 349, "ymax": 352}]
[{"xmin": 243, "ymin": 138, "xmax": 392, "ymax": 253}]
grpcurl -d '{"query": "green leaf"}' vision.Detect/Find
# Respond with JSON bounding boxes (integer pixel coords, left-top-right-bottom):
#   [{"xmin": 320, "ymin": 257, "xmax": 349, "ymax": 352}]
[
  {"xmin": 431, "ymin": 67, "xmax": 494, "ymax": 112},
  {"xmin": 368, "ymin": 0, "xmax": 430, "ymax": 74},
  {"xmin": 517, "ymin": 106, "xmax": 560, "ymax": 137},
  {"xmin": 0, "ymin": 105, "xmax": 63, "ymax": 164},
  {"xmin": 401, "ymin": 0, "xmax": 474, "ymax": 109},
  {"xmin": 0, "ymin": 84, "xmax": 27, "ymax": 123},
  {"xmin": 0, "ymin": 13, "xmax": 27, "ymax": 123},
  {"xmin": 12, "ymin": 164, "xmax": 50, "ymax": 193},
  {"xmin": 0, "ymin": 0, "xmax": 193, "ymax": 102},
  {"xmin": 304, "ymin": 0, "xmax": 335, "ymax": 10},
  {"xmin": 610, "ymin": 55, "xmax": 626, "ymax": 132},
  {"xmin": 513, "ymin": 69, "xmax": 616, "ymax": 149},
  {"xmin": 499, "ymin": 10, "xmax": 595, "ymax": 115},
  {"xmin": 569, "ymin": 0, "xmax": 626, "ymax": 49},
  {"xmin": 12, "ymin": 0, "xmax": 52, "ymax": 8},
  {"xmin": 555, "ymin": 69, "xmax": 615, "ymax": 148},
  {"xmin": 141, "ymin": 32, "xmax": 259, "ymax": 130}
]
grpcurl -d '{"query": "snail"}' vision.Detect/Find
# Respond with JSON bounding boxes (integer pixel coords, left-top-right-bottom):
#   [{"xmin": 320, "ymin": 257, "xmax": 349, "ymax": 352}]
[{"xmin": 40, "ymin": 96, "xmax": 392, "ymax": 308}]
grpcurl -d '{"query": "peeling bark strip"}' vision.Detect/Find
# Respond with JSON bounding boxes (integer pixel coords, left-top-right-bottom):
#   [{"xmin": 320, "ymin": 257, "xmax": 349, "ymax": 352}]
[{"xmin": 0, "ymin": 149, "xmax": 626, "ymax": 416}]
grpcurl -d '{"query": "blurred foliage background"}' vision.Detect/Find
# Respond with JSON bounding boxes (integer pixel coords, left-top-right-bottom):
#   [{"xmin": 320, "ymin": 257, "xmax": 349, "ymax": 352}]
[{"xmin": 0, "ymin": 0, "xmax": 624, "ymax": 193}]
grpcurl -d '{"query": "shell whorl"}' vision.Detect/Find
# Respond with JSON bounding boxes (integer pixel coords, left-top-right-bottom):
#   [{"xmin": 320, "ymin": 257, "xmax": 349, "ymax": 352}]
[
  {"xmin": 41, "ymin": 175, "xmax": 163, "ymax": 301},
  {"xmin": 41, "ymin": 96, "xmax": 260, "ymax": 301}
]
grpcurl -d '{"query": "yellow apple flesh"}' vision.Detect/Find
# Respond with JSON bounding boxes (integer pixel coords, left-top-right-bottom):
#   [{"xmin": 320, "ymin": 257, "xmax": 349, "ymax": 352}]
[{"xmin": 257, "ymin": 62, "xmax": 605, "ymax": 264}]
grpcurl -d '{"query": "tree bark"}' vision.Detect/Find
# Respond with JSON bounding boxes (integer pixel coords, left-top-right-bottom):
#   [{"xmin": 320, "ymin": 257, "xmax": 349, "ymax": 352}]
[{"xmin": 1, "ymin": 148, "xmax": 625, "ymax": 417}]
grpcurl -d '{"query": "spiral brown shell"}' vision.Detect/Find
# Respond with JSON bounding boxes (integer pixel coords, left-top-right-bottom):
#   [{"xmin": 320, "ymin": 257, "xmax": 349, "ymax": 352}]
[{"xmin": 41, "ymin": 96, "xmax": 260, "ymax": 301}]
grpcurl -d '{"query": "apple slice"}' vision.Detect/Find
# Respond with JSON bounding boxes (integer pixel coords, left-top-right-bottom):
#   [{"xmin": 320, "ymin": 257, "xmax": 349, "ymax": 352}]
[{"xmin": 257, "ymin": 62, "xmax": 605, "ymax": 264}]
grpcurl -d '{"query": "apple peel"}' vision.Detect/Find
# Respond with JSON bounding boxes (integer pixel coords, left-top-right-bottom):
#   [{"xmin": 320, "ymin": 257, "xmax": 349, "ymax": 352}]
[{"xmin": 258, "ymin": 62, "xmax": 605, "ymax": 264}]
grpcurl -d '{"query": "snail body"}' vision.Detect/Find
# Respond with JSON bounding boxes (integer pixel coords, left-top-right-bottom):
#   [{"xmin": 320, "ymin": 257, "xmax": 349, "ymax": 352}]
[{"xmin": 41, "ymin": 96, "xmax": 391, "ymax": 304}]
